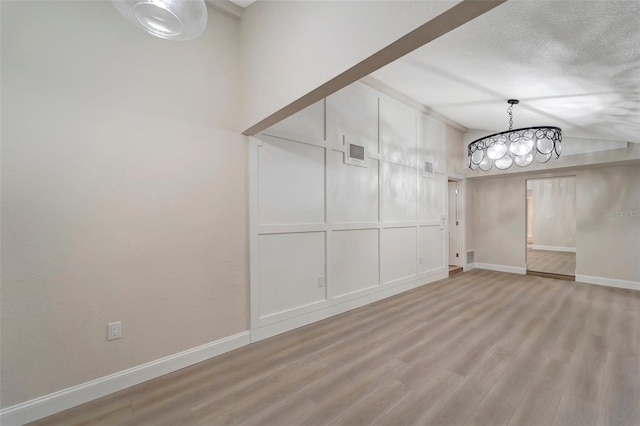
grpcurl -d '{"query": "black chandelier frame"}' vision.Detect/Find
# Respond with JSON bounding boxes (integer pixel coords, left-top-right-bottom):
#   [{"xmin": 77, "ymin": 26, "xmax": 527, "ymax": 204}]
[{"xmin": 468, "ymin": 100, "xmax": 562, "ymax": 171}]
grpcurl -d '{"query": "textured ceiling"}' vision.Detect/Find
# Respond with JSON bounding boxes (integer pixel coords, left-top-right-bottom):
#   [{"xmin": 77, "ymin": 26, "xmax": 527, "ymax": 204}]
[{"xmin": 373, "ymin": 0, "xmax": 640, "ymax": 143}]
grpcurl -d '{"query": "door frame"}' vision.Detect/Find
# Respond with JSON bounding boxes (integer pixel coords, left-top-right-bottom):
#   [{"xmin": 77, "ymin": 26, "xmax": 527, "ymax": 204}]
[
  {"xmin": 447, "ymin": 174, "xmax": 468, "ymax": 271},
  {"xmin": 524, "ymin": 175, "xmax": 577, "ymax": 278}
]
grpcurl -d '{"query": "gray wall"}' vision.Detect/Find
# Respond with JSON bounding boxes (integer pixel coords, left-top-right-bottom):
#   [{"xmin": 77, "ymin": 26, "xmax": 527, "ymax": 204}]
[
  {"xmin": 1, "ymin": 1, "xmax": 248, "ymax": 407},
  {"xmin": 576, "ymin": 165, "xmax": 640, "ymax": 281},
  {"xmin": 531, "ymin": 177, "xmax": 576, "ymax": 249},
  {"xmin": 470, "ymin": 164, "xmax": 640, "ymax": 282}
]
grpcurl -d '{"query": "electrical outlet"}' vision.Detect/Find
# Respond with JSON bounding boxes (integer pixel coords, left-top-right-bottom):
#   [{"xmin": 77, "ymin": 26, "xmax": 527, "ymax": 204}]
[
  {"xmin": 107, "ymin": 321, "xmax": 122, "ymax": 341},
  {"xmin": 317, "ymin": 276, "xmax": 325, "ymax": 287}
]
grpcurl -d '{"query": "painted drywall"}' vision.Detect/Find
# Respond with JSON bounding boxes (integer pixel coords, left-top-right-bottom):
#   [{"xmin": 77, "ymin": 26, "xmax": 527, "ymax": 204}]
[
  {"xmin": 576, "ymin": 165, "xmax": 640, "ymax": 282},
  {"xmin": 239, "ymin": 0, "xmax": 459, "ymax": 131},
  {"xmin": 1, "ymin": 0, "xmax": 248, "ymax": 408},
  {"xmin": 446, "ymin": 125, "xmax": 465, "ymax": 176},
  {"xmin": 473, "ymin": 176, "xmax": 526, "ymax": 269},
  {"xmin": 530, "ymin": 177, "xmax": 576, "ymax": 249},
  {"xmin": 470, "ymin": 164, "xmax": 640, "ymax": 283}
]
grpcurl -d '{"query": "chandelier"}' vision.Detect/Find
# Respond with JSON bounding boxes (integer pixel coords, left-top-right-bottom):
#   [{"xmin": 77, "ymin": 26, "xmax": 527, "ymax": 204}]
[{"xmin": 468, "ymin": 100, "xmax": 562, "ymax": 171}]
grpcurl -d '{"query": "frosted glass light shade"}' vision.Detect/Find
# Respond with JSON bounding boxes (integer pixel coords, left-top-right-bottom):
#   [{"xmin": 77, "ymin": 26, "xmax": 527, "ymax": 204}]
[
  {"xmin": 494, "ymin": 154, "xmax": 513, "ymax": 170},
  {"xmin": 487, "ymin": 141, "xmax": 508, "ymax": 160},
  {"xmin": 112, "ymin": 0, "xmax": 207, "ymax": 41},
  {"xmin": 468, "ymin": 126, "xmax": 561, "ymax": 171}
]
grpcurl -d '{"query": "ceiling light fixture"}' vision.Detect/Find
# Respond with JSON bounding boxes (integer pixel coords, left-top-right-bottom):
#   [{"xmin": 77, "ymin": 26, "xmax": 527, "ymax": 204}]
[
  {"xmin": 468, "ymin": 100, "xmax": 562, "ymax": 171},
  {"xmin": 112, "ymin": 0, "xmax": 207, "ymax": 41}
]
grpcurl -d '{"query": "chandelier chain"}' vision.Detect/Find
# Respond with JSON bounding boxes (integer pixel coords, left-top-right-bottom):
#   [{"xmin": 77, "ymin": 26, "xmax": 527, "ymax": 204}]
[{"xmin": 508, "ymin": 104, "xmax": 514, "ymax": 131}]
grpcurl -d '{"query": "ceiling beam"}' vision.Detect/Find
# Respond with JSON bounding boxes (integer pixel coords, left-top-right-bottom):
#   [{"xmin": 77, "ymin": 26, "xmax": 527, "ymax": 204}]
[{"xmin": 242, "ymin": 0, "xmax": 508, "ymax": 136}]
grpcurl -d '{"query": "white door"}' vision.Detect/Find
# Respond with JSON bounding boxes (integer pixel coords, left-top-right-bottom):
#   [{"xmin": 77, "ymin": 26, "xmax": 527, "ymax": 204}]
[{"xmin": 448, "ymin": 181, "xmax": 459, "ymax": 266}]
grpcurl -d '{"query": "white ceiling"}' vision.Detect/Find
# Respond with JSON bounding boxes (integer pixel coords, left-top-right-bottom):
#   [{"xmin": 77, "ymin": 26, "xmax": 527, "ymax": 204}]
[{"xmin": 373, "ymin": 0, "xmax": 640, "ymax": 143}]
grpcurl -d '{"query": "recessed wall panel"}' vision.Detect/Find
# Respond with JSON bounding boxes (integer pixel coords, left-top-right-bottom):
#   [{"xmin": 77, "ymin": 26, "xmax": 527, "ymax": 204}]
[
  {"xmin": 419, "ymin": 225, "xmax": 445, "ymax": 273},
  {"xmin": 258, "ymin": 138, "xmax": 325, "ymax": 225},
  {"xmin": 263, "ymin": 100, "xmax": 325, "ymax": 143},
  {"xmin": 258, "ymin": 232, "xmax": 326, "ymax": 317},
  {"xmin": 326, "ymin": 85, "xmax": 379, "ymax": 153},
  {"xmin": 382, "ymin": 161, "xmax": 417, "ymax": 222},
  {"xmin": 330, "ymin": 151, "xmax": 378, "ymax": 224},
  {"xmin": 332, "ymin": 229, "xmax": 379, "ymax": 297},
  {"xmin": 380, "ymin": 98, "xmax": 417, "ymax": 165},
  {"xmin": 419, "ymin": 115, "xmax": 446, "ymax": 174},
  {"xmin": 419, "ymin": 175, "xmax": 444, "ymax": 222},
  {"xmin": 381, "ymin": 227, "xmax": 417, "ymax": 284},
  {"xmin": 251, "ymin": 81, "xmax": 451, "ymax": 333}
]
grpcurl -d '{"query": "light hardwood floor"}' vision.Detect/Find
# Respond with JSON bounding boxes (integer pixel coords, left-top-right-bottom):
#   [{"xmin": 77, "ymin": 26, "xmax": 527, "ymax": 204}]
[
  {"xmin": 32, "ymin": 270, "xmax": 640, "ymax": 426},
  {"xmin": 448, "ymin": 265, "xmax": 463, "ymax": 275},
  {"xmin": 527, "ymin": 248, "xmax": 576, "ymax": 276}
]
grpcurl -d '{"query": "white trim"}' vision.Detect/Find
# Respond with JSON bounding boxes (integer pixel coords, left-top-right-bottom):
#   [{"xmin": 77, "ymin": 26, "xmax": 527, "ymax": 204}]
[
  {"xmin": 446, "ymin": 176, "xmax": 466, "ymax": 274},
  {"xmin": 344, "ymin": 137, "xmax": 369, "ymax": 168},
  {"xmin": 575, "ymin": 275, "xmax": 640, "ymax": 292},
  {"xmin": 250, "ymin": 271, "xmax": 448, "ymax": 342},
  {"xmin": 530, "ymin": 245, "xmax": 576, "ymax": 253},
  {"xmin": 258, "ymin": 224, "xmax": 326, "ymax": 234},
  {"xmin": 248, "ymin": 137, "xmax": 261, "ymax": 329},
  {"xmin": 475, "ymin": 262, "xmax": 526, "ymax": 275},
  {"xmin": 464, "ymin": 262, "xmax": 476, "ymax": 272},
  {"xmin": 260, "ymin": 131, "xmax": 327, "ymax": 150},
  {"xmin": 0, "ymin": 332, "xmax": 251, "ymax": 426}
]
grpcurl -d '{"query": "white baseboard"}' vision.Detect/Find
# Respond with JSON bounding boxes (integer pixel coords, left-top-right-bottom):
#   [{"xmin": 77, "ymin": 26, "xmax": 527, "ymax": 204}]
[
  {"xmin": 463, "ymin": 263, "xmax": 476, "ymax": 271},
  {"xmin": 0, "ymin": 331, "xmax": 251, "ymax": 426},
  {"xmin": 0, "ymin": 269, "xmax": 455, "ymax": 425},
  {"xmin": 250, "ymin": 270, "xmax": 448, "ymax": 342},
  {"xmin": 475, "ymin": 262, "xmax": 526, "ymax": 275},
  {"xmin": 530, "ymin": 245, "xmax": 576, "ymax": 253},
  {"xmin": 576, "ymin": 274, "xmax": 640, "ymax": 291}
]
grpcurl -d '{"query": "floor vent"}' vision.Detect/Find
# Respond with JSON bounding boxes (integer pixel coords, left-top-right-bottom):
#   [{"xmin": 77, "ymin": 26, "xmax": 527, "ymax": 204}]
[{"xmin": 467, "ymin": 250, "xmax": 475, "ymax": 265}]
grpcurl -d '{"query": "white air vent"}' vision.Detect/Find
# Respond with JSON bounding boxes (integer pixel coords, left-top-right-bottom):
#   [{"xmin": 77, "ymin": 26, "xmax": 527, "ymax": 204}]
[
  {"xmin": 422, "ymin": 161, "xmax": 434, "ymax": 177},
  {"xmin": 467, "ymin": 250, "xmax": 475, "ymax": 265},
  {"xmin": 424, "ymin": 161, "xmax": 433, "ymax": 174},
  {"xmin": 344, "ymin": 136, "xmax": 367, "ymax": 167},
  {"xmin": 349, "ymin": 144, "xmax": 365, "ymax": 161}
]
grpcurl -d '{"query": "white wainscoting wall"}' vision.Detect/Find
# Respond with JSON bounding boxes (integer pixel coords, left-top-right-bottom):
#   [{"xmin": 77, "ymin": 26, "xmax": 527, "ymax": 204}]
[{"xmin": 249, "ymin": 82, "xmax": 449, "ymax": 341}]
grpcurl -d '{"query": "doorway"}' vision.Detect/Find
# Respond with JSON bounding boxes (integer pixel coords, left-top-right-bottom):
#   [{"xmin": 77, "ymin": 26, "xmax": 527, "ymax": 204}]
[
  {"xmin": 448, "ymin": 180, "xmax": 462, "ymax": 275},
  {"xmin": 526, "ymin": 177, "xmax": 576, "ymax": 280}
]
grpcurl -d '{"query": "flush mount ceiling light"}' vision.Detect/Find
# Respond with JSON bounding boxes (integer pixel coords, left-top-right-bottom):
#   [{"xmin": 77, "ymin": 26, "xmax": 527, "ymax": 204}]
[
  {"xmin": 112, "ymin": 0, "xmax": 207, "ymax": 41},
  {"xmin": 468, "ymin": 100, "xmax": 562, "ymax": 171}
]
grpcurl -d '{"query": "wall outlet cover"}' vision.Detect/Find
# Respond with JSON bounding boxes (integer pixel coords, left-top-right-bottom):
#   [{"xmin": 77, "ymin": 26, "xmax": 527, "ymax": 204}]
[{"xmin": 107, "ymin": 321, "xmax": 122, "ymax": 341}]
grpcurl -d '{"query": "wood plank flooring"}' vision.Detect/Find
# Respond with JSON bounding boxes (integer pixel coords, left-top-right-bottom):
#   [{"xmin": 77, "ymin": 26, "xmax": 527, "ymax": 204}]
[
  {"xmin": 527, "ymin": 248, "xmax": 576, "ymax": 276},
  {"xmin": 31, "ymin": 270, "xmax": 640, "ymax": 426},
  {"xmin": 448, "ymin": 265, "xmax": 463, "ymax": 275}
]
